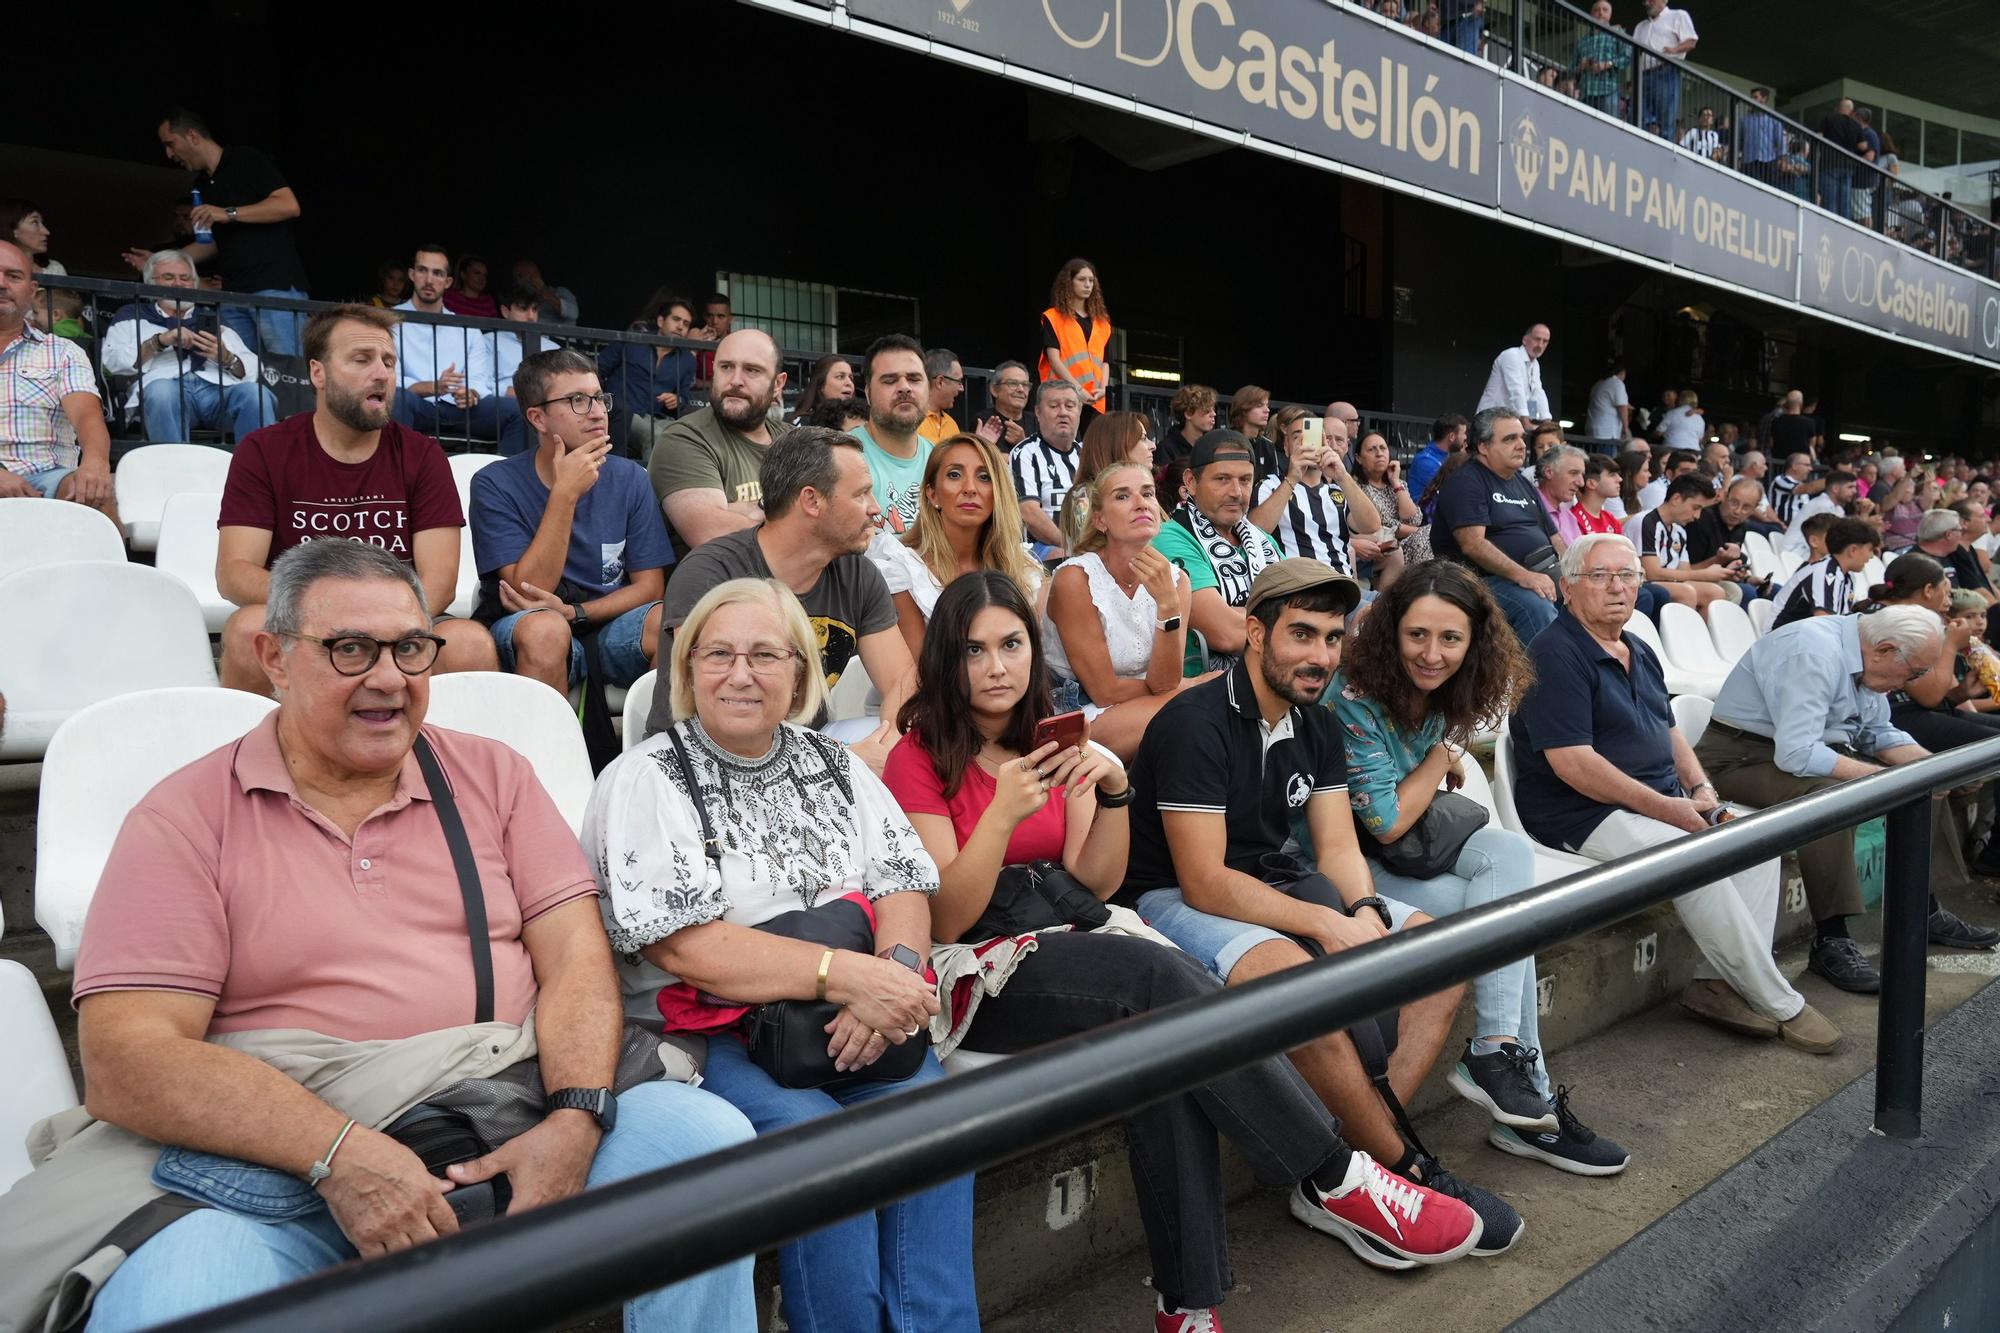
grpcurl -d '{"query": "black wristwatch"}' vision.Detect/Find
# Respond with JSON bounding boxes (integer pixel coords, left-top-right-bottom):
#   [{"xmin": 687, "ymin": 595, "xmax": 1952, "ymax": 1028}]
[
  {"xmin": 878, "ymin": 944, "xmax": 923, "ymax": 973},
  {"xmin": 569, "ymin": 602, "xmax": 590, "ymax": 628},
  {"xmin": 1096, "ymin": 783, "xmax": 1136, "ymax": 808},
  {"xmin": 225, "ymin": 206, "xmax": 239, "ymax": 221},
  {"xmin": 546, "ymin": 1087, "xmax": 617, "ymax": 1132},
  {"xmin": 1347, "ymin": 895, "xmax": 1395, "ymax": 930}
]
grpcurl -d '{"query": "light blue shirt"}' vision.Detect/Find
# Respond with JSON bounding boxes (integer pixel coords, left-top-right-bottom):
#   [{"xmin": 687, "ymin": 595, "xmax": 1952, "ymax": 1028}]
[
  {"xmin": 393, "ymin": 301, "xmax": 502, "ymax": 400},
  {"xmin": 1711, "ymin": 615, "xmax": 1916, "ymax": 778}
]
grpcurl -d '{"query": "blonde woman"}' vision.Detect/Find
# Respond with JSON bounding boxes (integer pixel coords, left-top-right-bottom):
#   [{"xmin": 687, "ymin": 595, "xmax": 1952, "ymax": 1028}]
[
  {"xmin": 1057, "ymin": 410, "xmax": 1156, "ymax": 550},
  {"xmin": 879, "ymin": 432, "xmax": 1043, "ymax": 659}
]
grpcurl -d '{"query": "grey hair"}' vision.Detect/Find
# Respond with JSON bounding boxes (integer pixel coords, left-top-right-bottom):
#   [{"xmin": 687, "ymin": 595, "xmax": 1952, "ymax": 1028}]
[
  {"xmin": 992, "ymin": 359, "xmax": 1029, "ymax": 382},
  {"xmin": 1739, "ymin": 450, "xmax": 1766, "ymax": 469},
  {"xmin": 1035, "ymin": 379, "xmax": 1082, "ymax": 406},
  {"xmin": 1725, "ymin": 475, "xmax": 1763, "ymax": 498},
  {"xmin": 142, "ymin": 248, "xmax": 197, "ymax": 284},
  {"xmin": 1540, "ymin": 444, "xmax": 1586, "ymax": 473},
  {"xmin": 1560, "ymin": 532, "xmax": 1639, "ymax": 581},
  {"xmin": 1471, "ymin": 405, "xmax": 1521, "ymax": 450},
  {"xmin": 1917, "ymin": 508, "xmax": 1962, "ymax": 543},
  {"xmin": 922, "ymin": 346, "xmax": 959, "ymax": 379},
  {"xmin": 265, "ymin": 541, "xmax": 430, "ymax": 639},
  {"xmin": 1858, "ymin": 603, "xmax": 1944, "ymax": 660}
]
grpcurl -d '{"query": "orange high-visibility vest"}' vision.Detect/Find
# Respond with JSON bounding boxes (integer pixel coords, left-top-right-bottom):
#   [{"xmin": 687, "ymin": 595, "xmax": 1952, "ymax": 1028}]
[{"xmin": 1038, "ymin": 306, "xmax": 1111, "ymax": 400}]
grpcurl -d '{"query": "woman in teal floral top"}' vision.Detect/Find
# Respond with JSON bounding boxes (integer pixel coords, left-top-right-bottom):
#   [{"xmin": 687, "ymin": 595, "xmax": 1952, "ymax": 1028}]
[{"xmin": 1331, "ymin": 562, "xmax": 1629, "ymax": 1178}]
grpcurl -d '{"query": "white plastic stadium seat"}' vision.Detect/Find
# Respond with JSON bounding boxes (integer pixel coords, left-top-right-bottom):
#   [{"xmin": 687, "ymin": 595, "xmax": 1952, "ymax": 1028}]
[
  {"xmin": 0, "ymin": 496, "xmax": 127, "ymax": 572},
  {"xmin": 114, "ymin": 442, "xmax": 233, "ymax": 553},
  {"xmin": 0, "ymin": 563, "xmax": 219, "ymax": 762},
  {"xmin": 1740, "ymin": 532, "xmax": 1777, "ymax": 580},
  {"xmin": 444, "ymin": 455, "xmax": 503, "ymax": 619},
  {"xmin": 1622, "ymin": 612, "xmax": 1714, "ymax": 699},
  {"xmin": 1860, "ymin": 556, "xmax": 1886, "ymax": 591},
  {"xmin": 1486, "ymin": 734, "xmax": 1599, "ymax": 882},
  {"xmin": 448, "ymin": 452, "xmax": 505, "ymax": 512},
  {"xmin": 0, "ymin": 959, "xmax": 78, "ymax": 1191},
  {"xmin": 1658, "ymin": 603, "xmax": 1732, "ymax": 695},
  {"xmin": 942, "ymin": 1048, "xmax": 1009, "ymax": 1075},
  {"xmin": 1706, "ymin": 600, "xmax": 1756, "ymax": 667},
  {"xmin": 1670, "ymin": 694, "xmax": 1714, "ymax": 747},
  {"xmin": 827, "ymin": 656, "xmax": 874, "ymax": 724},
  {"xmin": 1771, "ymin": 549, "xmax": 1803, "ymax": 582},
  {"xmin": 1747, "ymin": 598, "xmax": 1777, "ymax": 638},
  {"xmin": 422, "ymin": 673, "xmax": 594, "ymax": 834},
  {"xmin": 622, "ymin": 670, "xmax": 658, "ymax": 751},
  {"xmin": 153, "ymin": 492, "xmax": 234, "ymax": 632},
  {"xmin": 36, "ymin": 687, "xmax": 276, "ymax": 968}
]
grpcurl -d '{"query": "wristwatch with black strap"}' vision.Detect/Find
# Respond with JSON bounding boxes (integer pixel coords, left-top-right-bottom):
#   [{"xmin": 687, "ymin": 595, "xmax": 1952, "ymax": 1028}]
[
  {"xmin": 1347, "ymin": 895, "xmax": 1395, "ymax": 931},
  {"xmin": 546, "ymin": 1087, "xmax": 617, "ymax": 1132}
]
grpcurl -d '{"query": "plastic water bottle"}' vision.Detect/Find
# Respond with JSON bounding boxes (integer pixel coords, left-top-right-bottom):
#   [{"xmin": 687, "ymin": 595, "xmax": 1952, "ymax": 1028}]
[{"xmin": 191, "ymin": 189, "xmax": 212, "ymax": 244}]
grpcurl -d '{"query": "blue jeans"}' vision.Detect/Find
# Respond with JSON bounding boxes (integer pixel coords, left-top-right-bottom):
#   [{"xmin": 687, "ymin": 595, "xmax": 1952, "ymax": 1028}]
[
  {"xmin": 1586, "ymin": 90, "xmax": 1619, "ymax": 117},
  {"xmin": 491, "ymin": 601, "xmax": 659, "ymax": 688},
  {"xmin": 393, "ymin": 387, "xmax": 527, "ymax": 454},
  {"xmin": 1642, "ymin": 69, "xmax": 1680, "ymax": 140},
  {"xmin": 19, "ymin": 464, "xmax": 74, "ymax": 497},
  {"xmin": 1483, "ymin": 573, "xmax": 1559, "ymax": 644},
  {"xmin": 87, "ymin": 1080, "xmax": 759, "ymax": 1332},
  {"xmin": 1821, "ymin": 166, "xmax": 1852, "ymax": 222},
  {"xmin": 1363, "ymin": 826, "xmax": 1552, "ymax": 1099},
  {"xmin": 698, "ymin": 1037, "xmax": 978, "ymax": 1333},
  {"xmin": 217, "ymin": 288, "xmax": 307, "ymax": 359},
  {"xmin": 140, "ymin": 376, "xmax": 276, "ymax": 443},
  {"xmin": 1451, "ymin": 13, "xmax": 1482, "ymax": 54}
]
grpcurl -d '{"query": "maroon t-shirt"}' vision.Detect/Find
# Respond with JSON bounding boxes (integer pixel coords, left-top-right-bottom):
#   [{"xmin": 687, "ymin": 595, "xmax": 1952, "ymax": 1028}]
[{"xmin": 219, "ymin": 412, "xmax": 463, "ymax": 565}]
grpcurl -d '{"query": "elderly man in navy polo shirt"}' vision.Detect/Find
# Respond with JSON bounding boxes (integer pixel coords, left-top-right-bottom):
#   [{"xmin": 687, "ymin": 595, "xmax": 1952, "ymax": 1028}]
[
  {"xmin": 1511, "ymin": 534, "xmax": 1839, "ymax": 1053},
  {"xmin": 1431, "ymin": 407, "xmax": 1561, "ymax": 645}
]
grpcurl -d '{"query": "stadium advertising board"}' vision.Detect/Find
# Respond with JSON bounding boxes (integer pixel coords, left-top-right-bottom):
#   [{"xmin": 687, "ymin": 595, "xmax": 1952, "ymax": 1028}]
[{"xmin": 1798, "ymin": 211, "xmax": 2000, "ymax": 363}]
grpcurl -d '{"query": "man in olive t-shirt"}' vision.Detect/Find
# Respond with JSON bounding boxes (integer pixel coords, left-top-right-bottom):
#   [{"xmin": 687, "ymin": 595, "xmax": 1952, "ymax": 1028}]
[{"xmin": 647, "ymin": 329, "xmax": 790, "ymax": 562}]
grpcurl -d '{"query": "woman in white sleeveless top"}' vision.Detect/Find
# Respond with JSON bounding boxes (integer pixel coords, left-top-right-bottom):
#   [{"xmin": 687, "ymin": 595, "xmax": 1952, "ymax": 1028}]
[{"xmin": 1043, "ymin": 462, "xmax": 1206, "ymax": 761}]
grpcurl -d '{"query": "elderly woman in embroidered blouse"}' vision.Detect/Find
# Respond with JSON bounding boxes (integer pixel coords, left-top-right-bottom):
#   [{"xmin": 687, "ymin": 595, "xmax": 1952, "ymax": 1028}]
[
  {"xmin": 1327, "ymin": 561, "xmax": 1629, "ymax": 1178},
  {"xmin": 584, "ymin": 576, "xmax": 979, "ymax": 1332}
]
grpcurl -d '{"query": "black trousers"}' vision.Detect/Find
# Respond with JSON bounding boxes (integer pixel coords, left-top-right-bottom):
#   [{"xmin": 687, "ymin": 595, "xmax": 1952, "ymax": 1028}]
[{"xmin": 960, "ymin": 930, "xmax": 1343, "ymax": 1311}]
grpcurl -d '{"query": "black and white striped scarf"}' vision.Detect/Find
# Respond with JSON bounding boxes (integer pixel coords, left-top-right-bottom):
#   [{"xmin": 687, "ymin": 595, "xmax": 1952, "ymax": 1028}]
[{"xmin": 1174, "ymin": 501, "xmax": 1273, "ymax": 609}]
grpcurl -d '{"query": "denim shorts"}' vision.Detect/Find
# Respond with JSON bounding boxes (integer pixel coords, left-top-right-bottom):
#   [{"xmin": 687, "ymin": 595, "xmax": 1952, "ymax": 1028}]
[
  {"xmin": 490, "ymin": 601, "xmax": 657, "ymax": 688},
  {"xmin": 1135, "ymin": 886, "xmax": 1421, "ymax": 985},
  {"xmin": 21, "ymin": 465, "xmax": 74, "ymax": 498}
]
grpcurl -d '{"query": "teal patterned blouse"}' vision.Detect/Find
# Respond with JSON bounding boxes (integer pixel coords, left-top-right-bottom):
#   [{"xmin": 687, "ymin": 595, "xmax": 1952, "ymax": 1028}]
[{"xmin": 1328, "ymin": 669, "xmax": 1448, "ymax": 838}]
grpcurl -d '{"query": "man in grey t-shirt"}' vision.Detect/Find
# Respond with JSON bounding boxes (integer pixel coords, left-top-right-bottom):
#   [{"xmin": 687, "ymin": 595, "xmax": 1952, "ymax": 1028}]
[{"xmin": 645, "ymin": 428, "xmax": 915, "ymax": 768}]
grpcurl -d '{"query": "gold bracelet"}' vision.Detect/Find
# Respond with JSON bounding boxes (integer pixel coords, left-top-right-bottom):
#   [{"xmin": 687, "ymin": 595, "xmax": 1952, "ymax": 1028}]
[{"xmin": 815, "ymin": 949, "xmax": 835, "ymax": 1002}]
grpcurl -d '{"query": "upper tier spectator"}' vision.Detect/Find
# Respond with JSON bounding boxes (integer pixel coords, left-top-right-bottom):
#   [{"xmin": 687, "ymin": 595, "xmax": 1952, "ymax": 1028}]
[
  {"xmin": 101, "ymin": 249, "xmax": 276, "ymax": 443},
  {"xmin": 886, "ymin": 572, "xmax": 1478, "ymax": 1318},
  {"xmin": 1816, "ymin": 99, "xmax": 1870, "ymax": 226},
  {"xmin": 982, "ymin": 359, "xmax": 1034, "ymax": 451},
  {"xmin": 1010, "ymin": 380, "xmax": 1084, "ymax": 553},
  {"xmin": 793, "ymin": 353, "xmax": 857, "ymax": 425},
  {"xmin": 1697, "ymin": 606, "xmax": 1981, "ymax": 994},
  {"xmin": 30, "ymin": 287, "xmax": 87, "ymax": 344},
  {"xmin": 1039, "ymin": 257, "xmax": 1111, "ymax": 415},
  {"xmin": 1044, "ymin": 461, "xmax": 1199, "ymax": 761},
  {"xmin": 1632, "ymin": 0, "xmax": 1697, "ymax": 141},
  {"xmin": 1, "ymin": 199, "xmax": 62, "ymax": 274},
  {"xmin": 1585, "ymin": 361, "xmax": 1630, "ymax": 440},
  {"xmin": 600, "ymin": 290, "xmax": 700, "ymax": 458},
  {"xmin": 1432, "ymin": 407, "xmax": 1560, "ymax": 645},
  {"xmin": 1512, "ymin": 534, "xmax": 1840, "ymax": 1053},
  {"xmin": 919, "ymin": 346, "xmax": 964, "ymax": 444},
  {"xmin": 1254, "ymin": 406, "xmax": 1382, "ymax": 573},
  {"xmin": 1574, "ymin": 1, "xmax": 1629, "ymax": 117},
  {"xmin": 151, "ymin": 107, "xmax": 310, "ymax": 356},
  {"xmin": 1444, "ymin": 0, "xmax": 1484, "ymax": 54},
  {"xmin": 390, "ymin": 244, "xmax": 527, "ymax": 456},
  {"xmin": 1781, "ymin": 468, "xmax": 1859, "ymax": 558},
  {"xmin": 1117, "ymin": 560, "xmax": 1517, "ymax": 1260},
  {"xmin": 1352, "ymin": 429, "xmax": 1419, "ymax": 590},
  {"xmin": 1658, "ymin": 389, "xmax": 1706, "ymax": 449},
  {"xmin": 649, "ymin": 329, "xmax": 792, "ymax": 562},
  {"xmin": 510, "ymin": 257, "xmax": 577, "ymax": 325},
  {"xmin": 1537, "ymin": 443, "xmax": 1588, "ymax": 546},
  {"xmin": 1740, "ymin": 86, "xmax": 1786, "ymax": 187},
  {"xmin": 1329, "ymin": 560, "xmax": 1628, "ymax": 1175},
  {"xmin": 1637, "ymin": 473, "xmax": 1735, "ymax": 612},
  {"xmin": 641, "ymin": 427, "xmax": 917, "ymax": 766},
  {"xmin": 470, "ymin": 349, "xmax": 670, "ymax": 695},
  {"xmin": 1475, "ymin": 323, "xmax": 1551, "ymax": 421},
  {"xmin": 586, "ymin": 576, "xmax": 972, "ymax": 1332},
  {"xmin": 0, "ymin": 241, "xmax": 117, "ymax": 520},
  {"xmin": 1155, "ymin": 382, "xmax": 1219, "ymax": 487},
  {"xmin": 1407, "ymin": 413, "xmax": 1468, "ymax": 510},
  {"xmin": 368, "ymin": 258, "xmax": 409, "ymax": 308},
  {"xmin": 881, "ymin": 433, "xmax": 1041, "ymax": 659},
  {"xmin": 1678, "ymin": 107, "xmax": 1723, "ymax": 162},
  {"xmin": 1057, "ymin": 409, "xmax": 1158, "ymax": 548},
  {"xmin": 441, "ymin": 253, "xmax": 498, "ymax": 319},
  {"xmin": 1157, "ymin": 430, "xmax": 1284, "ymax": 676},
  {"xmin": 854, "ymin": 334, "xmax": 933, "ymax": 533},
  {"xmin": 53, "ymin": 539, "xmax": 756, "ymax": 1332},
  {"xmin": 216, "ymin": 304, "xmax": 497, "ymax": 695}
]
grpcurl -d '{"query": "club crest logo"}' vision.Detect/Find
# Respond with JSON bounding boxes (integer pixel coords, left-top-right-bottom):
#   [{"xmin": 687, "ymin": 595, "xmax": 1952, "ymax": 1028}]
[
  {"xmin": 1509, "ymin": 112, "xmax": 1543, "ymax": 200},
  {"xmin": 949, "ymin": 0, "xmax": 972, "ymax": 10},
  {"xmin": 1815, "ymin": 235, "xmax": 1835, "ymax": 297}
]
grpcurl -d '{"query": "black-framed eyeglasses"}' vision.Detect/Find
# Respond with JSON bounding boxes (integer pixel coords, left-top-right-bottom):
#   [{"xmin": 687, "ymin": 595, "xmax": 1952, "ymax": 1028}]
[
  {"xmin": 278, "ymin": 631, "xmax": 446, "ymax": 676},
  {"xmin": 532, "ymin": 391, "xmax": 614, "ymax": 416},
  {"xmin": 937, "ymin": 374, "xmax": 966, "ymax": 387}
]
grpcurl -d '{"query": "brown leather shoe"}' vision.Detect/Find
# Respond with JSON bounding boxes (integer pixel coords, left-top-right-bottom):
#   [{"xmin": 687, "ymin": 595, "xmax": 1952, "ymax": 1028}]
[
  {"xmin": 1679, "ymin": 980, "xmax": 1780, "ymax": 1037},
  {"xmin": 1779, "ymin": 1003, "xmax": 1843, "ymax": 1054}
]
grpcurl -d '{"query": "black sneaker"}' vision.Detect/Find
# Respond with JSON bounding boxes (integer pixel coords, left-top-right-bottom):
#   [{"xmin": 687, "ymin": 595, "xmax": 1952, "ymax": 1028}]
[
  {"xmin": 1410, "ymin": 1153, "xmax": 1524, "ymax": 1257},
  {"xmin": 1487, "ymin": 1085, "xmax": 1630, "ymax": 1177},
  {"xmin": 1448, "ymin": 1042, "xmax": 1558, "ymax": 1132},
  {"xmin": 1929, "ymin": 906, "xmax": 2000, "ymax": 951},
  {"xmin": 1807, "ymin": 936, "xmax": 1880, "ymax": 993}
]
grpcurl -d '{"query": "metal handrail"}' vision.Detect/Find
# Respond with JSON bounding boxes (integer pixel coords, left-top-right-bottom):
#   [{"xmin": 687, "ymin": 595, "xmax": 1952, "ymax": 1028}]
[{"xmin": 151, "ymin": 733, "xmax": 2000, "ymax": 1333}]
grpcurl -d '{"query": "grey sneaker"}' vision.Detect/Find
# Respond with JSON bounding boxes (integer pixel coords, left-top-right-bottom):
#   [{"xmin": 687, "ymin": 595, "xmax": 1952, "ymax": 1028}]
[{"xmin": 1448, "ymin": 1042, "xmax": 1558, "ymax": 1132}]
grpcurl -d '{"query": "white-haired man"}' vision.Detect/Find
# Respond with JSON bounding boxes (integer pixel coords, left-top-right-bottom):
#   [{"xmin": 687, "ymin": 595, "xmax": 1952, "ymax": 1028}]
[{"xmin": 101, "ymin": 249, "xmax": 277, "ymax": 442}]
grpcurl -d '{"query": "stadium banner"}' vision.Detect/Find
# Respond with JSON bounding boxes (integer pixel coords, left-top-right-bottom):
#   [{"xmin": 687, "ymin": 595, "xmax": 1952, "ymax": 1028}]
[
  {"xmin": 1498, "ymin": 80, "xmax": 1800, "ymax": 302},
  {"xmin": 1798, "ymin": 211, "xmax": 2000, "ymax": 363},
  {"xmin": 847, "ymin": 0, "xmax": 1498, "ymax": 207}
]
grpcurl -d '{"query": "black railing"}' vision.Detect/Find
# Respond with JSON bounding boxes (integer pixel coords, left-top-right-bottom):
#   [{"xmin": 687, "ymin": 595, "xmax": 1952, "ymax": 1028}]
[{"xmin": 154, "ymin": 734, "xmax": 2000, "ymax": 1333}]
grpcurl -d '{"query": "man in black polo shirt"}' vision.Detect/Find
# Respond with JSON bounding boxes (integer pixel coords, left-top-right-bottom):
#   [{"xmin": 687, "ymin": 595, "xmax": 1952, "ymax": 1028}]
[
  {"xmin": 1123, "ymin": 558, "xmax": 1524, "ymax": 1260},
  {"xmin": 1432, "ymin": 406, "xmax": 1560, "ymax": 644},
  {"xmin": 1510, "ymin": 532, "xmax": 1840, "ymax": 1055}
]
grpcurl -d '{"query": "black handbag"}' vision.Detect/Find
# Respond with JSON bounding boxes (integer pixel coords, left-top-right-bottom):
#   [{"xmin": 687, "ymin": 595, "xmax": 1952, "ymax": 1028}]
[
  {"xmin": 1354, "ymin": 789, "xmax": 1490, "ymax": 879},
  {"xmin": 1520, "ymin": 543, "xmax": 1563, "ymax": 580},
  {"xmin": 663, "ymin": 727, "xmax": 929, "ymax": 1091},
  {"xmin": 962, "ymin": 861, "xmax": 1110, "ymax": 943}
]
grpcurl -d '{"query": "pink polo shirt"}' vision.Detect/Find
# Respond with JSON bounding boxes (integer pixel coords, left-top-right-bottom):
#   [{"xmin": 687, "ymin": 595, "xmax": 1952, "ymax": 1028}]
[{"xmin": 73, "ymin": 714, "xmax": 597, "ymax": 1040}]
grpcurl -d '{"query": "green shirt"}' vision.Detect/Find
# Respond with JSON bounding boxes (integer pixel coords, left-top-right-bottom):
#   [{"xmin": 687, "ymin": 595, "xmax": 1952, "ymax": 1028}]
[
  {"xmin": 1152, "ymin": 518, "xmax": 1282, "ymax": 675},
  {"xmin": 647, "ymin": 407, "xmax": 792, "ymax": 562},
  {"xmin": 852, "ymin": 424, "xmax": 932, "ymax": 535}
]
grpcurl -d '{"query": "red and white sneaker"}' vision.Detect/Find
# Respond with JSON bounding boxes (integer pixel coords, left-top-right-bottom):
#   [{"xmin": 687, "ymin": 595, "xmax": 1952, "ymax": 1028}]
[
  {"xmin": 1290, "ymin": 1149, "xmax": 1483, "ymax": 1269},
  {"xmin": 1154, "ymin": 1298, "xmax": 1224, "ymax": 1332}
]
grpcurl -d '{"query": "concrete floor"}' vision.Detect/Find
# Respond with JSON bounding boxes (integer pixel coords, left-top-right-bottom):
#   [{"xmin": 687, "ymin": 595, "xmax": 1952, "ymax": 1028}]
[{"xmin": 988, "ymin": 885, "xmax": 2000, "ymax": 1333}]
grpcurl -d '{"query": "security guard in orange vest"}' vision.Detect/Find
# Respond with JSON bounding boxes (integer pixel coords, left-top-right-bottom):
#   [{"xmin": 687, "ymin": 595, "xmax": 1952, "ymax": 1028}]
[{"xmin": 1039, "ymin": 258, "xmax": 1112, "ymax": 414}]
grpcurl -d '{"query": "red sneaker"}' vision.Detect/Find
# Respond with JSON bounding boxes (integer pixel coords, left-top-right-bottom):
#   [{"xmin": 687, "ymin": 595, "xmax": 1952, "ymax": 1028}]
[
  {"xmin": 1290, "ymin": 1150, "xmax": 1483, "ymax": 1269},
  {"xmin": 1155, "ymin": 1300, "xmax": 1223, "ymax": 1332}
]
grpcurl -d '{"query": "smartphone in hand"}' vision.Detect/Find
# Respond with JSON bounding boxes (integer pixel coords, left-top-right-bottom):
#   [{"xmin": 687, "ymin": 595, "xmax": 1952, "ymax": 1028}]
[{"xmin": 1033, "ymin": 709, "xmax": 1087, "ymax": 754}]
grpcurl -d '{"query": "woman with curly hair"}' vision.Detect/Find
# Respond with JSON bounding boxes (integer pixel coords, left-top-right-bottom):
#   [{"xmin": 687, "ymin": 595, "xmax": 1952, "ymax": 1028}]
[
  {"xmin": 1329, "ymin": 560, "xmax": 1628, "ymax": 1177},
  {"xmin": 1038, "ymin": 257, "xmax": 1112, "ymax": 420}
]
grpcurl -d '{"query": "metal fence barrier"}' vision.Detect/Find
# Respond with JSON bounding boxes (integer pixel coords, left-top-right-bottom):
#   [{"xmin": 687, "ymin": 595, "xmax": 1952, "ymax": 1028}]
[{"xmin": 151, "ymin": 734, "xmax": 2000, "ymax": 1333}]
